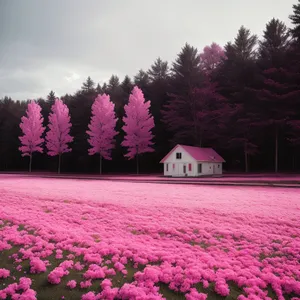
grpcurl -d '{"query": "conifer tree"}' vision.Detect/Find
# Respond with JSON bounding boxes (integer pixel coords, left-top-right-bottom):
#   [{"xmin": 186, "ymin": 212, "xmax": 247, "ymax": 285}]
[
  {"xmin": 46, "ymin": 99, "xmax": 73, "ymax": 174},
  {"xmin": 19, "ymin": 101, "xmax": 45, "ymax": 172},
  {"xmin": 86, "ymin": 94, "xmax": 117, "ymax": 174},
  {"xmin": 122, "ymin": 86, "xmax": 154, "ymax": 174}
]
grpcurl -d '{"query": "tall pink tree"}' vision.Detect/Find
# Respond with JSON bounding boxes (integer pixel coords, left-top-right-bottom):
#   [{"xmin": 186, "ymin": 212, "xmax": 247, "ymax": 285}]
[
  {"xmin": 200, "ymin": 42, "xmax": 226, "ymax": 74},
  {"xmin": 19, "ymin": 100, "xmax": 45, "ymax": 172},
  {"xmin": 86, "ymin": 93, "xmax": 117, "ymax": 174},
  {"xmin": 122, "ymin": 86, "xmax": 155, "ymax": 174},
  {"xmin": 46, "ymin": 99, "xmax": 73, "ymax": 174}
]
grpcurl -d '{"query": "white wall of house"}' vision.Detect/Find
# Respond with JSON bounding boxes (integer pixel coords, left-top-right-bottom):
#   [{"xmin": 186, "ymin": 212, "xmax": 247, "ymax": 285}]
[
  {"xmin": 163, "ymin": 145, "xmax": 196, "ymax": 177},
  {"xmin": 163, "ymin": 146, "xmax": 223, "ymax": 177}
]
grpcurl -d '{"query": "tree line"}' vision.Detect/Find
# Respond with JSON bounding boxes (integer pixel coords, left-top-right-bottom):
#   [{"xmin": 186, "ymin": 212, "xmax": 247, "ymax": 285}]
[
  {"xmin": 1, "ymin": 1, "xmax": 300, "ymax": 174},
  {"xmin": 19, "ymin": 87, "xmax": 154, "ymax": 174}
]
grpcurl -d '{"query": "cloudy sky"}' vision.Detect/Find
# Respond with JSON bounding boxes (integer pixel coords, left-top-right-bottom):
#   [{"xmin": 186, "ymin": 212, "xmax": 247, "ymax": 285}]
[{"xmin": 0, "ymin": 0, "xmax": 296, "ymax": 100}]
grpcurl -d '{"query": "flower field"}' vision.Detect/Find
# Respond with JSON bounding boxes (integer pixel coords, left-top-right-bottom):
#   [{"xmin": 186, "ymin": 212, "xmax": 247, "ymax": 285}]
[{"xmin": 0, "ymin": 175, "xmax": 300, "ymax": 299}]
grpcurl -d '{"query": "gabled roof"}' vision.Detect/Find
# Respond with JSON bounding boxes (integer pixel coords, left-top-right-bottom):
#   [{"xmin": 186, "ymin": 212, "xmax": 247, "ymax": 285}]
[{"xmin": 160, "ymin": 144, "xmax": 225, "ymax": 163}]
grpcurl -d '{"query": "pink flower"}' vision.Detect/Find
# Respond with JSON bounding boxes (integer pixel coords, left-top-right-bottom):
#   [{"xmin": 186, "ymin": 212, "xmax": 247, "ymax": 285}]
[
  {"xmin": 80, "ymin": 280, "xmax": 92, "ymax": 289},
  {"xmin": 18, "ymin": 288, "xmax": 37, "ymax": 300},
  {"xmin": 81, "ymin": 292, "xmax": 96, "ymax": 300},
  {"xmin": 74, "ymin": 262, "xmax": 84, "ymax": 271},
  {"xmin": 18, "ymin": 277, "xmax": 32, "ymax": 291},
  {"xmin": 0, "ymin": 268, "xmax": 10, "ymax": 278},
  {"xmin": 48, "ymin": 267, "xmax": 69, "ymax": 284},
  {"xmin": 30, "ymin": 257, "xmax": 46, "ymax": 274},
  {"xmin": 215, "ymin": 280, "xmax": 230, "ymax": 296},
  {"xmin": 100, "ymin": 279, "xmax": 112, "ymax": 289},
  {"xmin": 67, "ymin": 280, "xmax": 77, "ymax": 289}
]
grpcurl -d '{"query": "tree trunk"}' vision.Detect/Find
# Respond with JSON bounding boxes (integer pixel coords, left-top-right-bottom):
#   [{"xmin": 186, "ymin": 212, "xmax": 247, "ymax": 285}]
[
  {"xmin": 29, "ymin": 154, "xmax": 32, "ymax": 173},
  {"xmin": 99, "ymin": 154, "xmax": 102, "ymax": 175},
  {"xmin": 275, "ymin": 127, "xmax": 278, "ymax": 173},
  {"xmin": 244, "ymin": 142, "xmax": 248, "ymax": 173},
  {"xmin": 136, "ymin": 153, "xmax": 139, "ymax": 175},
  {"xmin": 58, "ymin": 153, "xmax": 61, "ymax": 174}
]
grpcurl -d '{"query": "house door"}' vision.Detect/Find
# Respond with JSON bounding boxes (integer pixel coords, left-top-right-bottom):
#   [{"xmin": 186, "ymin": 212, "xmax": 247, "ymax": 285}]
[
  {"xmin": 183, "ymin": 165, "xmax": 187, "ymax": 175},
  {"xmin": 213, "ymin": 165, "xmax": 215, "ymax": 174}
]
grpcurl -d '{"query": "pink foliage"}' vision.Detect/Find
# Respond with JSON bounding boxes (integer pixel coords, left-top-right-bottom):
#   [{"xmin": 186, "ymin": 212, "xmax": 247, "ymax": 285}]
[
  {"xmin": 74, "ymin": 261, "xmax": 84, "ymax": 271},
  {"xmin": 86, "ymin": 94, "xmax": 117, "ymax": 159},
  {"xmin": 66, "ymin": 280, "xmax": 77, "ymax": 289},
  {"xmin": 17, "ymin": 277, "xmax": 32, "ymax": 291},
  {"xmin": 29, "ymin": 257, "xmax": 46, "ymax": 273},
  {"xmin": 186, "ymin": 288, "xmax": 207, "ymax": 300},
  {"xmin": 0, "ymin": 175, "xmax": 300, "ymax": 298},
  {"xmin": 81, "ymin": 291, "xmax": 96, "ymax": 300},
  {"xmin": 100, "ymin": 279, "xmax": 112, "ymax": 289},
  {"xmin": 80, "ymin": 280, "xmax": 92, "ymax": 289},
  {"xmin": 200, "ymin": 42, "xmax": 226, "ymax": 74},
  {"xmin": 19, "ymin": 100, "xmax": 45, "ymax": 157},
  {"xmin": 122, "ymin": 86, "xmax": 155, "ymax": 159},
  {"xmin": 48, "ymin": 267, "xmax": 69, "ymax": 284},
  {"xmin": 98, "ymin": 286, "xmax": 119, "ymax": 300},
  {"xmin": 45, "ymin": 99, "xmax": 73, "ymax": 156},
  {"xmin": 18, "ymin": 289, "xmax": 37, "ymax": 300},
  {"xmin": 0, "ymin": 268, "xmax": 10, "ymax": 278},
  {"xmin": 84, "ymin": 264, "xmax": 105, "ymax": 280}
]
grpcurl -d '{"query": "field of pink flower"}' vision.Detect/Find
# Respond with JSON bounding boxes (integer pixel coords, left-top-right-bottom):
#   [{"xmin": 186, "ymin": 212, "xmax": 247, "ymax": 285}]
[{"xmin": 0, "ymin": 175, "xmax": 300, "ymax": 300}]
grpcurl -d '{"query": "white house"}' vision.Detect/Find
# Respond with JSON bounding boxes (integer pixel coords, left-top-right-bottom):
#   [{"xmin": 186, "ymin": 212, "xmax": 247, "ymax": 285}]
[{"xmin": 160, "ymin": 144, "xmax": 225, "ymax": 177}]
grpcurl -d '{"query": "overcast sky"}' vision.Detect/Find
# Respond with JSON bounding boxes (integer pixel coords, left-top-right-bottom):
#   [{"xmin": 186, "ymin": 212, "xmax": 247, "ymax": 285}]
[{"xmin": 0, "ymin": 0, "xmax": 296, "ymax": 100}]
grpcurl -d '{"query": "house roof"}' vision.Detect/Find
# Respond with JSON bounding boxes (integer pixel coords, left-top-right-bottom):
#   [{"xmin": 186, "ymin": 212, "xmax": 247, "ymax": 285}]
[{"xmin": 160, "ymin": 144, "xmax": 225, "ymax": 163}]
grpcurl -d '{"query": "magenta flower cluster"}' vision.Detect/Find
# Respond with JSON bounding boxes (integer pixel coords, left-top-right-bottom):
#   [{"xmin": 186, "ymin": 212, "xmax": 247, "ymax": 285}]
[{"xmin": 0, "ymin": 175, "xmax": 299, "ymax": 299}]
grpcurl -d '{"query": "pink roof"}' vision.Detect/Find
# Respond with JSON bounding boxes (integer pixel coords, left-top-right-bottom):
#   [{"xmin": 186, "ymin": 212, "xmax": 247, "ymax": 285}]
[{"xmin": 160, "ymin": 144, "xmax": 225, "ymax": 163}]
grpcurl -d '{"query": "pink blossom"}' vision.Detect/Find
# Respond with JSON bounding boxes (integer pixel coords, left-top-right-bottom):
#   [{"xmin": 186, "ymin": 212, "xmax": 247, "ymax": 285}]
[
  {"xmin": 18, "ymin": 289, "xmax": 37, "ymax": 300},
  {"xmin": 84, "ymin": 264, "xmax": 105, "ymax": 280},
  {"xmin": 101, "ymin": 279, "xmax": 112, "ymax": 289},
  {"xmin": 98, "ymin": 286, "xmax": 119, "ymax": 300},
  {"xmin": 67, "ymin": 280, "xmax": 77, "ymax": 289},
  {"xmin": 48, "ymin": 267, "xmax": 69, "ymax": 284},
  {"xmin": 30, "ymin": 257, "xmax": 46, "ymax": 273},
  {"xmin": 186, "ymin": 288, "xmax": 207, "ymax": 300},
  {"xmin": 17, "ymin": 277, "xmax": 32, "ymax": 291},
  {"xmin": 74, "ymin": 261, "xmax": 84, "ymax": 271},
  {"xmin": 1, "ymin": 175, "xmax": 300, "ymax": 299},
  {"xmin": 0, "ymin": 268, "xmax": 10, "ymax": 278},
  {"xmin": 80, "ymin": 280, "xmax": 92, "ymax": 289},
  {"xmin": 81, "ymin": 291, "xmax": 96, "ymax": 300}
]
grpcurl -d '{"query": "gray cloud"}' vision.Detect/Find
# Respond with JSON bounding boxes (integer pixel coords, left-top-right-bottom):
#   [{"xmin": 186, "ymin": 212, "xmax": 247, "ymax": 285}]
[{"xmin": 0, "ymin": 0, "xmax": 296, "ymax": 100}]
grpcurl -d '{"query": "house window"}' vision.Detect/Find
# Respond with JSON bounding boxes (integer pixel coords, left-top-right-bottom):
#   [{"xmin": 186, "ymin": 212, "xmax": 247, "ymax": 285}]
[
  {"xmin": 176, "ymin": 152, "xmax": 182, "ymax": 159},
  {"xmin": 173, "ymin": 164, "xmax": 175, "ymax": 170},
  {"xmin": 218, "ymin": 164, "xmax": 220, "ymax": 168},
  {"xmin": 166, "ymin": 163, "xmax": 168, "ymax": 171},
  {"xmin": 198, "ymin": 163, "xmax": 202, "ymax": 173},
  {"xmin": 188, "ymin": 163, "xmax": 192, "ymax": 171}
]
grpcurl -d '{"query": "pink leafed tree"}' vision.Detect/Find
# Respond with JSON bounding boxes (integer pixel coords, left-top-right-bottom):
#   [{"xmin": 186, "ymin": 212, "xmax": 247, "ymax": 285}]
[
  {"xmin": 45, "ymin": 99, "xmax": 73, "ymax": 174},
  {"xmin": 122, "ymin": 86, "xmax": 155, "ymax": 174},
  {"xmin": 200, "ymin": 42, "xmax": 226, "ymax": 74},
  {"xmin": 86, "ymin": 93, "xmax": 117, "ymax": 174},
  {"xmin": 19, "ymin": 100, "xmax": 45, "ymax": 172}
]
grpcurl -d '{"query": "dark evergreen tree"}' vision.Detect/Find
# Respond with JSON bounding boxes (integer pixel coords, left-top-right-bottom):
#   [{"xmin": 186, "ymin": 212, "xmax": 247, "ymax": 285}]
[
  {"xmin": 290, "ymin": 0, "xmax": 300, "ymax": 40},
  {"xmin": 96, "ymin": 83, "xmax": 103, "ymax": 94},
  {"xmin": 256, "ymin": 19, "xmax": 297, "ymax": 172},
  {"xmin": 171, "ymin": 43, "xmax": 202, "ymax": 92},
  {"xmin": 47, "ymin": 90, "xmax": 56, "ymax": 106},
  {"xmin": 215, "ymin": 26, "xmax": 259, "ymax": 172},
  {"xmin": 134, "ymin": 69, "xmax": 150, "ymax": 91},
  {"xmin": 148, "ymin": 57, "xmax": 170, "ymax": 82},
  {"xmin": 81, "ymin": 76, "xmax": 95, "ymax": 93}
]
